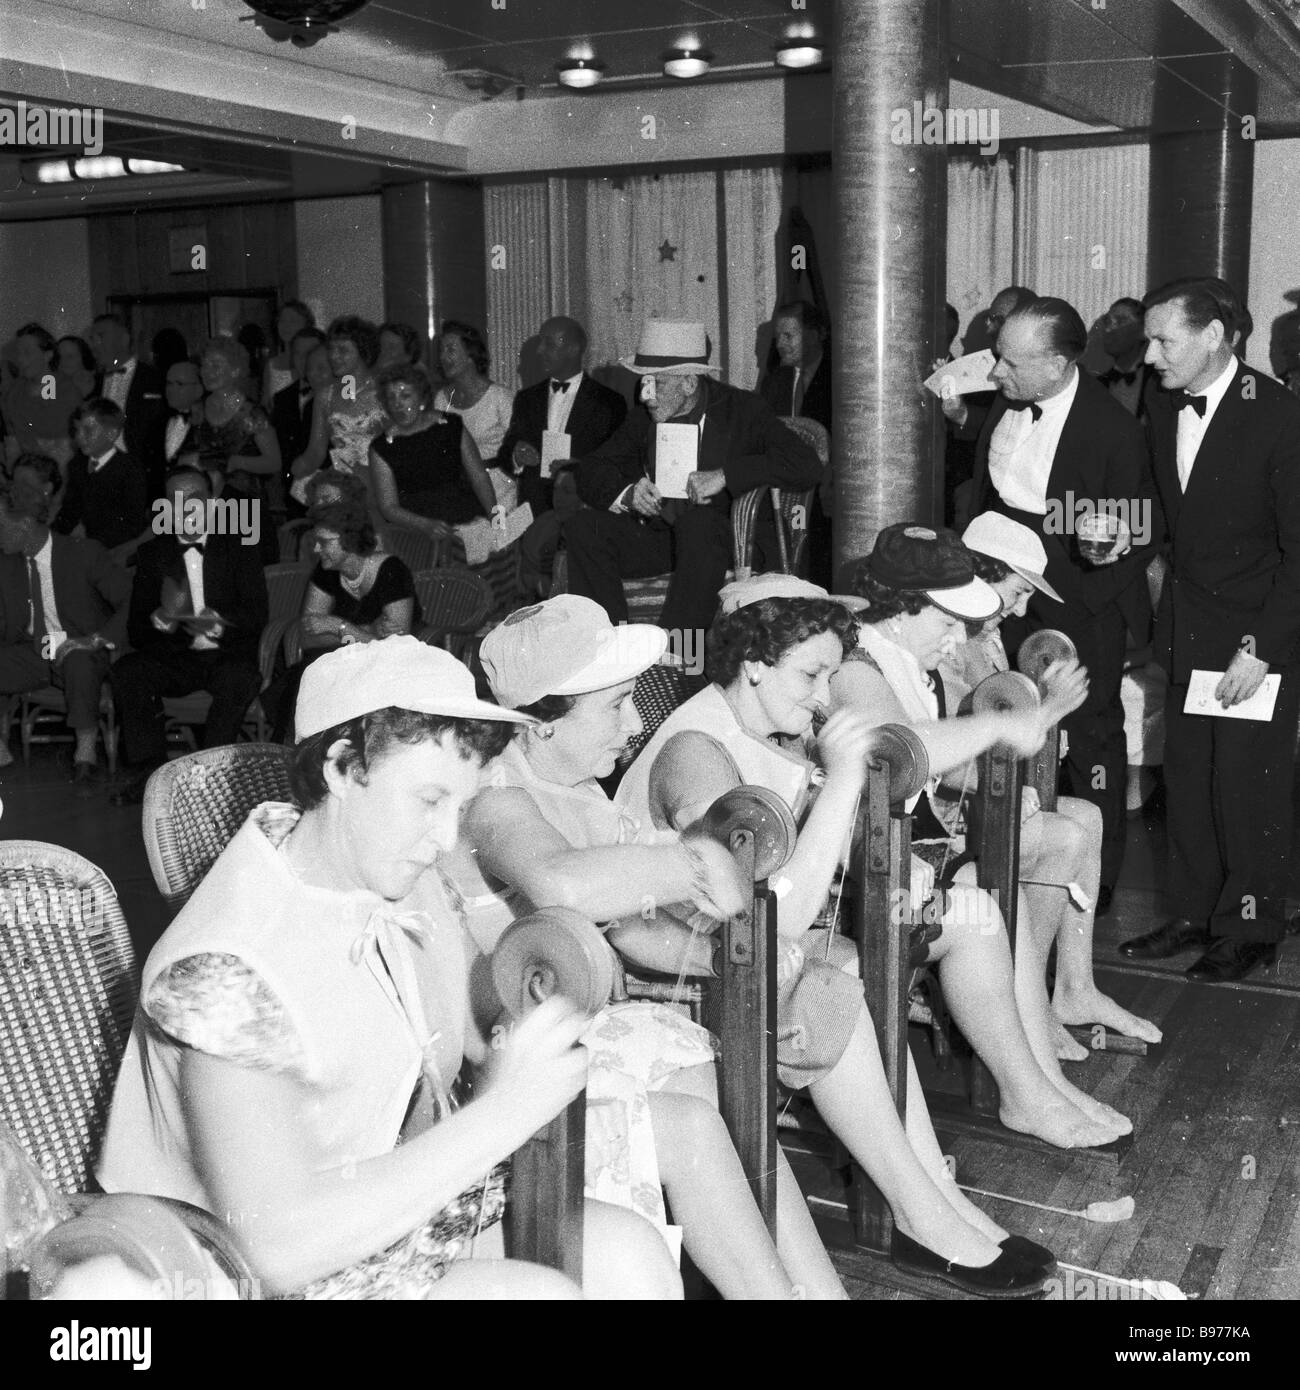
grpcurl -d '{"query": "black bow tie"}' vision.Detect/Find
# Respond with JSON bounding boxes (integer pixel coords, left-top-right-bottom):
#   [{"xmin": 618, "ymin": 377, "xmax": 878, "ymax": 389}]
[
  {"xmin": 179, "ymin": 538, "xmax": 206, "ymax": 552},
  {"xmin": 1007, "ymin": 400, "xmax": 1042, "ymax": 423},
  {"xmin": 1104, "ymin": 367, "xmax": 1140, "ymax": 387},
  {"xmin": 550, "ymin": 379, "xmax": 571, "ymax": 394},
  {"xmin": 1172, "ymin": 391, "xmax": 1207, "ymax": 417}
]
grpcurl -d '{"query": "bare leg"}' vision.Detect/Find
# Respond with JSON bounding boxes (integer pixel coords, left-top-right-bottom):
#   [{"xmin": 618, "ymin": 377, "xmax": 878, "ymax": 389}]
[
  {"xmin": 580, "ymin": 1199, "xmax": 684, "ymax": 1300},
  {"xmin": 657, "ymin": 1064, "xmax": 845, "ymax": 1299},
  {"xmin": 1046, "ymin": 799, "xmax": 1163, "ymax": 1044},
  {"xmin": 931, "ymin": 873, "xmax": 1121, "ymax": 1147},
  {"xmin": 809, "ymin": 1010, "xmax": 1004, "ymax": 1266}
]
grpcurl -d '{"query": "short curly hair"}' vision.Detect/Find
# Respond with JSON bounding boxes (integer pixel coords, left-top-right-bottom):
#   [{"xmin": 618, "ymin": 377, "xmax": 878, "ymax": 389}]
[
  {"xmin": 842, "ymin": 559, "xmax": 933, "ymax": 622},
  {"xmin": 290, "ymin": 706, "xmax": 514, "ymax": 810},
  {"xmin": 706, "ymin": 597, "xmax": 859, "ymax": 687},
  {"xmin": 379, "ymin": 321, "xmax": 423, "ymax": 365},
  {"xmin": 305, "ymin": 469, "xmax": 369, "ymax": 511},
  {"xmin": 377, "ymin": 362, "xmax": 435, "ymax": 417},
  {"xmin": 308, "ymin": 500, "xmax": 376, "ymax": 556},
  {"xmin": 327, "ymin": 315, "xmax": 381, "ymax": 368},
  {"xmin": 969, "ymin": 551, "xmax": 1012, "ymax": 584},
  {"xmin": 439, "ymin": 320, "xmax": 491, "ymax": 376}
]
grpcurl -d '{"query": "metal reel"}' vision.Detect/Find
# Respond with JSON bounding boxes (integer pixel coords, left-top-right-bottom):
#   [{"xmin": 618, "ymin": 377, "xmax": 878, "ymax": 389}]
[
  {"xmin": 867, "ymin": 722, "xmax": 931, "ymax": 804},
  {"xmin": 1016, "ymin": 628, "xmax": 1078, "ymax": 687},
  {"xmin": 701, "ymin": 784, "xmax": 798, "ymax": 882},
  {"xmin": 492, "ymin": 907, "xmax": 615, "ymax": 1020},
  {"xmin": 971, "ymin": 669, "xmax": 1041, "ymax": 714}
]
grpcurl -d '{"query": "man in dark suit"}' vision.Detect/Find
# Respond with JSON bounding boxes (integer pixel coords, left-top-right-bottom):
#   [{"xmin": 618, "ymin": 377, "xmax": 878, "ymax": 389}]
[
  {"xmin": 564, "ymin": 320, "xmax": 822, "ymax": 647},
  {"xmin": 269, "ymin": 328, "xmax": 327, "ymax": 519},
  {"xmin": 109, "ymin": 465, "xmax": 268, "ymax": 805},
  {"xmin": 1120, "ymin": 278, "xmax": 1300, "ymax": 983},
  {"xmin": 90, "ymin": 313, "xmax": 167, "ymax": 498},
  {"xmin": 55, "ymin": 399, "xmax": 151, "ymax": 562},
  {"xmin": 151, "ymin": 357, "xmax": 204, "ymax": 479},
  {"xmin": 760, "ymin": 300, "xmax": 833, "ymax": 586},
  {"xmin": 0, "ymin": 483, "xmax": 131, "ymax": 792},
  {"xmin": 957, "ymin": 297, "xmax": 1154, "ymax": 906},
  {"xmin": 1095, "ymin": 297, "xmax": 1159, "ymax": 420}
]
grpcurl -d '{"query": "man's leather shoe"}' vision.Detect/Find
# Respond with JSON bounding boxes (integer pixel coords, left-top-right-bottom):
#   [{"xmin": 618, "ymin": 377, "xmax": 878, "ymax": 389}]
[
  {"xmin": 1118, "ymin": 917, "xmax": 1210, "ymax": 960},
  {"xmin": 1185, "ymin": 938, "xmax": 1277, "ymax": 984}
]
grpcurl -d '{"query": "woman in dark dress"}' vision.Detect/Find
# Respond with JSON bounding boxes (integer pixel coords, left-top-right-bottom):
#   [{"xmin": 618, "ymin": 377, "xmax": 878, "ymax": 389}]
[
  {"xmin": 370, "ymin": 363, "xmax": 496, "ymax": 551},
  {"xmin": 266, "ymin": 501, "xmax": 418, "ymax": 739}
]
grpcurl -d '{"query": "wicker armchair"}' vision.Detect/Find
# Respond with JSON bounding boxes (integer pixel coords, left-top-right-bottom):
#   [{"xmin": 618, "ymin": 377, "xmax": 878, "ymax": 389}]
[
  {"xmin": 413, "ymin": 568, "xmax": 494, "ymax": 656},
  {"xmin": 378, "ymin": 524, "xmax": 444, "ymax": 576},
  {"xmin": 0, "ymin": 842, "xmax": 138, "ymax": 1196},
  {"xmin": 142, "ymin": 744, "xmax": 295, "ymax": 906}
]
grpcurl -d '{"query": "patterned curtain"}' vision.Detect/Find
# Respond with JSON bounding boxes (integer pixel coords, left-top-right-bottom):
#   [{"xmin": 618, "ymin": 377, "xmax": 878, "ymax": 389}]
[
  {"xmin": 722, "ymin": 165, "xmax": 783, "ymax": 390},
  {"xmin": 947, "ymin": 153, "xmax": 1016, "ymax": 349}
]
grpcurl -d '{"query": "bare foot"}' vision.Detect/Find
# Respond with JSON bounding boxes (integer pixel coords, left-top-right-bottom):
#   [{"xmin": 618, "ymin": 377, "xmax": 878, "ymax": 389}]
[
  {"xmin": 1054, "ymin": 1019, "xmax": 1090, "ymax": 1062},
  {"xmin": 1053, "ymin": 987, "xmax": 1164, "ymax": 1045},
  {"xmin": 1000, "ymin": 1096, "xmax": 1122, "ymax": 1149}
]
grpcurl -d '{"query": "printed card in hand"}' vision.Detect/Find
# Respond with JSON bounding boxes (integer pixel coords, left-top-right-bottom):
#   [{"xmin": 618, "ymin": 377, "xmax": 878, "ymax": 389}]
[
  {"xmin": 1183, "ymin": 669, "xmax": 1281, "ymax": 722},
  {"xmin": 654, "ymin": 423, "xmax": 699, "ymax": 500},
  {"xmin": 540, "ymin": 430, "xmax": 571, "ymax": 479},
  {"xmin": 923, "ymin": 348, "xmax": 997, "ymax": 399}
]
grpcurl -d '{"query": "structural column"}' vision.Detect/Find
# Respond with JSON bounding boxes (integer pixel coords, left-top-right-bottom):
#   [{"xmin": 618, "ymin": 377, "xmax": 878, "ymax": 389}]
[
  {"xmin": 1147, "ymin": 56, "xmax": 1256, "ymax": 303},
  {"xmin": 831, "ymin": 0, "xmax": 949, "ymax": 582},
  {"xmin": 382, "ymin": 179, "xmax": 486, "ymax": 360}
]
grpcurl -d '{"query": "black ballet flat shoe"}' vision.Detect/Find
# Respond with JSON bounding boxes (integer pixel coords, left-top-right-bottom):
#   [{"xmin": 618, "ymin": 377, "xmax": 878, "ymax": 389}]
[
  {"xmin": 1000, "ymin": 1234, "xmax": 1058, "ymax": 1274},
  {"xmin": 890, "ymin": 1229, "xmax": 1048, "ymax": 1298}
]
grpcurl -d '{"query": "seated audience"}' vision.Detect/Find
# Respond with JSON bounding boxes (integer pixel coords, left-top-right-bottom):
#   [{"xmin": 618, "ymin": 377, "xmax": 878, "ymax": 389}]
[
  {"xmin": 263, "ymin": 299, "xmax": 316, "ymax": 404},
  {"xmin": 109, "ymin": 466, "xmax": 268, "ymax": 805},
  {"xmin": 370, "ymin": 363, "xmax": 495, "ymax": 554},
  {"xmin": 449, "ymin": 596, "xmax": 845, "ymax": 1298},
  {"xmin": 434, "ymin": 321, "xmax": 516, "ymax": 510},
  {"xmin": 55, "ymin": 399, "xmax": 152, "ymax": 562},
  {"xmin": 565, "ymin": 320, "xmax": 822, "ymax": 650},
  {"xmin": 90, "ymin": 313, "xmax": 167, "ymax": 492},
  {"xmin": 156, "ymin": 357, "xmax": 204, "ymax": 475},
  {"xmin": 377, "ymin": 321, "xmax": 423, "ymax": 370},
  {"xmin": 1, "ymin": 322, "xmax": 82, "ymax": 466},
  {"xmin": 195, "ymin": 336, "xmax": 280, "ymax": 505},
  {"xmin": 0, "ymin": 469, "xmax": 130, "ymax": 792},
  {"xmin": 97, "ymin": 636, "xmax": 679, "ymax": 1300},
  {"xmin": 265, "ymin": 501, "xmax": 417, "ymax": 741},
  {"xmin": 269, "ymin": 328, "xmax": 327, "ymax": 518},
  {"xmin": 290, "ymin": 316, "xmax": 386, "ymax": 501}
]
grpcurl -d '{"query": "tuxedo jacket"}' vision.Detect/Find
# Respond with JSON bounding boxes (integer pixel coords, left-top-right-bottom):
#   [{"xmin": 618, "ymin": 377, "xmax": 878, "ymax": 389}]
[
  {"xmin": 574, "ymin": 378, "xmax": 822, "ymax": 515},
  {"xmin": 758, "ymin": 350, "xmax": 833, "ymax": 434},
  {"xmin": 53, "ymin": 449, "xmax": 150, "ymax": 551},
  {"xmin": 499, "ymin": 374, "xmax": 627, "ymax": 512},
  {"xmin": 270, "ymin": 380, "xmax": 317, "ymax": 482},
  {"xmin": 971, "ymin": 368, "xmax": 1155, "ymax": 638},
  {"xmin": 111, "ymin": 362, "xmax": 168, "ymax": 492},
  {"xmin": 1146, "ymin": 361, "xmax": 1300, "ymax": 683},
  {"xmin": 127, "ymin": 532, "xmax": 268, "ymax": 661},
  {"xmin": 0, "ymin": 532, "xmax": 132, "ymax": 650}
]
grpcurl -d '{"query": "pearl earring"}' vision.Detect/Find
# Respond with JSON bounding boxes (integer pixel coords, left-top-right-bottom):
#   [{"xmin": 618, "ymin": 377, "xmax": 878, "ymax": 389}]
[{"xmin": 748, "ymin": 672, "xmax": 761, "ymax": 687}]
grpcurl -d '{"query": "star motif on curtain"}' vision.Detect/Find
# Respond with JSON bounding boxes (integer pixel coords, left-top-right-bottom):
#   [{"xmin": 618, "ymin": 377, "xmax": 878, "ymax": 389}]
[
  {"xmin": 658, "ymin": 239, "xmax": 678, "ymax": 263},
  {"xmin": 613, "ymin": 290, "xmax": 635, "ymax": 314}
]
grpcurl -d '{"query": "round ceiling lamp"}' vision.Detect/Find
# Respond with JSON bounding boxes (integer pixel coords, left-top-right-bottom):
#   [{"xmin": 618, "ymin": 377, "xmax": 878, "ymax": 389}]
[
  {"xmin": 662, "ymin": 46, "xmax": 713, "ymax": 79},
  {"xmin": 556, "ymin": 57, "xmax": 607, "ymax": 89},
  {"xmin": 774, "ymin": 41, "xmax": 825, "ymax": 69},
  {"xmin": 240, "ymin": 1, "xmax": 374, "ymax": 47}
]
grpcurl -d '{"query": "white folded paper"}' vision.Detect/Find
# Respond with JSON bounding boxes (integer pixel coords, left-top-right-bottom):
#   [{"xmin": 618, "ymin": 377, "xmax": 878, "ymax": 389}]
[
  {"xmin": 923, "ymin": 348, "xmax": 997, "ymax": 399},
  {"xmin": 457, "ymin": 502, "xmax": 534, "ymax": 565},
  {"xmin": 1183, "ymin": 668, "xmax": 1281, "ymax": 722},
  {"xmin": 654, "ymin": 423, "xmax": 699, "ymax": 500},
  {"xmin": 540, "ymin": 429, "xmax": 571, "ymax": 479}
]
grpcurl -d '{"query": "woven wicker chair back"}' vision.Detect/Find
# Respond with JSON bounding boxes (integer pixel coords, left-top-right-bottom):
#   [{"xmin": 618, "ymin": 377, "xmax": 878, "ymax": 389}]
[
  {"xmin": 142, "ymin": 744, "xmax": 295, "ymax": 906},
  {"xmin": 413, "ymin": 569, "xmax": 494, "ymax": 641},
  {"xmin": 0, "ymin": 842, "xmax": 138, "ymax": 1195}
]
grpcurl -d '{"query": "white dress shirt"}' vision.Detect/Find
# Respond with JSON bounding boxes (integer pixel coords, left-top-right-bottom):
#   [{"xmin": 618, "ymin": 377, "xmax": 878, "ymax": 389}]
[
  {"xmin": 546, "ymin": 372, "xmax": 583, "ymax": 434},
  {"xmin": 1175, "ymin": 354, "xmax": 1238, "ymax": 492},
  {"xmin": 987, "ymin": 367, "xmax": 1080, "ymax": 515},
  {"xmin": 89, "ymin": 447, "xmax": 117, "ymax": 474},
  {"xmin": 164, "ymin": 414, "xmax": 192, "ymax": 463},
  {"xmin": 28, "ymin": 532, "xmax": 66, "ymax": 651},
  {"xmin": 152, "ymin": 541, "xmax": 218, "ymax": 651},
  {"xmin": 102, "ymin": 357, "xmax": 137, "ymax": 411}
]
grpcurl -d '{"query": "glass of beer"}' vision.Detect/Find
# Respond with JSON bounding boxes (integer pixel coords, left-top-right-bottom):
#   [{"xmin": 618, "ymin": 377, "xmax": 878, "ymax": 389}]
[{"xmin": 1077, "ymin": 512, "xmax": 1121, "ymax": 563}]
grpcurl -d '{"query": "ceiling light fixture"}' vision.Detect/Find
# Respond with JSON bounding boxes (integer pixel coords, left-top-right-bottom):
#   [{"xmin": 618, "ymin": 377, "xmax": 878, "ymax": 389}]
[
  {"xmin": 556, "ymin": 57, "xmax": 607, "ymax": 89},
  {"xmin": 662, "ymin": 46, "xmax": 713, "ymax": 79},
  {"xmin": 774, "ymin": 41, "xmax": 825, "ymax": 69},
  {"xmin": 24, "ymin": 157, "xmax": 187, "ymax": 184}
]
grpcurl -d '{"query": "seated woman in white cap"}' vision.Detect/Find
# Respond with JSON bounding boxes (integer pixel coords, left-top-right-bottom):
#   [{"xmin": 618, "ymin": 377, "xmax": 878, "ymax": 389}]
[
  {"xmin": 448, "ymin": 596, "xmax": 845, "ymax": 1299},
  {"xmin": 97, "ymin": 637, "xmax": 680, "ymax": 1301},
  {"xmin": 949, "ymin": 513, "xmax": 1162, "ymax": 1052},
  {"xmin": 830, "ymin": 525, "xmax": 1132, "ymax": 1138},
  {"xmin": 615, "ymin": 580, "xmax": 1063, "ymax": 1297}
]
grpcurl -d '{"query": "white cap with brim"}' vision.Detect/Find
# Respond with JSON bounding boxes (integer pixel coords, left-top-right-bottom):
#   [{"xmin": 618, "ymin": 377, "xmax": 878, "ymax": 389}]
[
  {"xmin": 621, "ymin": 320, "xmax": 722, "ymax": 377},
  {"xmin": 480, "ymin": 596, "xmax": 668, "ymax": 710},
  {"xmin": 924, "ymin": 577, "xmax": 1003, "ymax": 622},
  {"xmin": 294, "ymin": 635, "xmax": 532, "ymax": 741},
  {"xmin": 961, "ymin": 511, "xmax": 1063, "ymax": 603}
]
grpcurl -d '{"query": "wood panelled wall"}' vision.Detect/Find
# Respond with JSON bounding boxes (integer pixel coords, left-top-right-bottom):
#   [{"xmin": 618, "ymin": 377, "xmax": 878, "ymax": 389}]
[{"xmin": 86, "ymin": 201, "xmax": 297, "ymax": 311}]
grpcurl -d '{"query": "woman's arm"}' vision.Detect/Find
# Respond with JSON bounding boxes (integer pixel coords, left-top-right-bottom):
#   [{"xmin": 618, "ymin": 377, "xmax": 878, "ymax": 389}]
[
  {"xmin": 462, "ymin": 785, "xmax": 741, "ymax": 924},
  {"xmin": 369, "ymin": 445, "xmax": 454, "ymax": 541},
  {"xmin": 228, "ymin": 413, "xmax": 280, "ymax": 477},
  {"xmin": 458, "ymin": 424, "xmax": 497, "ymax": 518},
  {"xmin": 347, "ymin": 595, "xmax": 414, "ymax": 643},
  {"xmin": 290, "ymin": 391, "xmax": 331, "ymax": 480},
  {"xmin": 298, "ymin": 581, "xmax": 341, "ymax": 649},
  {"xmin": 179, "ymin": 997, "xmax": 587, "ymax": 1294}
]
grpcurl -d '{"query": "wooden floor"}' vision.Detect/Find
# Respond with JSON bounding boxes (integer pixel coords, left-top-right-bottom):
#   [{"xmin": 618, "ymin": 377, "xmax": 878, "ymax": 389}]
[{"xmin": 3, "ymin": 746, "xmax": 1298, "ymax": 1301}]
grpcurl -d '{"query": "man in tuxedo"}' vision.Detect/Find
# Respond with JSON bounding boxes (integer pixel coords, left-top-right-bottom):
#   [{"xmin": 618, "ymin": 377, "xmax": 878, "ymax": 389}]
[
  {"xmin": 954, "ymin": 296, "xmax": 1153, "ymax": 908},
  {"xmin": 0, "ymin": 486, "xmax": 131, "ymax": 792},
  {"xmin": 270, "ymin": 328, "xmax": 327, "ymax": 519},
  {"xmin": 500, "ymin": 316, "xmax": 626, "ymax": 595},
  {"xmin": 564, "ymin": 320, "xmax": 822, "ymax": 647},
  {"xmin": 1120, "ymin": 278, "xmax": 1300, "ymax": 983},
  {"xmin": 109, "ymin": 465, "xmax": 268, "ymax": 805},
  {"xmin": 54, "ymin": 399, "xmax": 151, "ymax": 562},
  {"xmin": 760, "ymin": 300, "xmax": 833, "ymax": 585},
  {"xmin": 90, "ymin": 313, "xmax": 167, "ymax": 497},
  {"xmin": 1095, "ymin": 298, "xmax": 1158, "ymax": 419},
  {"xmin": 153, "ymin": 357, "xmax": 204, "ymax": 477}
]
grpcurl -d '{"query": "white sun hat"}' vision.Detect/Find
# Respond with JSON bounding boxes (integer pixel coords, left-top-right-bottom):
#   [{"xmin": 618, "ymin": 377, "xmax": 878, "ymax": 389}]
[
  {"xmin": 962, "ymin": 511, "xmax": 1063, "ymax": 603},
  {"xmin": 621, "ymin": 320, "xmax": 722, "ymax": 376}
]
